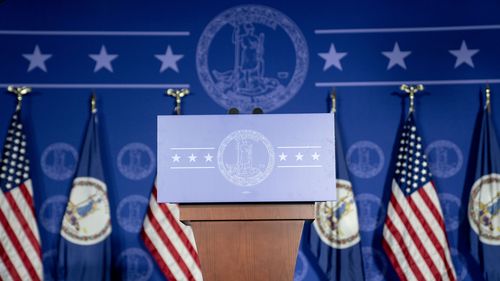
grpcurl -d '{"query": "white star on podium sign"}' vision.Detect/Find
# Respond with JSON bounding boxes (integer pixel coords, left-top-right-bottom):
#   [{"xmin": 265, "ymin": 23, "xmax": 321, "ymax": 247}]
[
  {"xmin": 449, "ymin": 40, "xmax": 479, "ymax": 68},
  {"xmin": 155, "ymin": 45, "xmax": 184, "ymax": 73},
  {"xmin": 318, "ymin": 43, "xmax": 347, "ymax": 71},
  {"xmin": 188, "ymin": 154, "xmax": 197, "ymax": 162},
  {"xmin": 22, "ymin": 45, "xmax": 52, "ymax": 72},
  {"xmin": 172, "ymin": 154, "xmax": 181, "ymax": 162},
  {"xmin": 295, "ymin": 152, "xmax": 304, "ymax": 161},
  {"xmin": 382, "ymin": 42, "xmax": 411, "ymax": 70},
  {"xmin": 89, "ymin": 45, "xmax": 118, "ymax": 72},
  {"xmin": 279, "ymin": 152, "xmax": 288, "ymax": 161},
  {"xmin": 312, "ymin": 152, "xmax": 320, "ymax": 160},
  {"xmin": 204, "ymin": 153, "xmax": 213, "ymax": 162}
]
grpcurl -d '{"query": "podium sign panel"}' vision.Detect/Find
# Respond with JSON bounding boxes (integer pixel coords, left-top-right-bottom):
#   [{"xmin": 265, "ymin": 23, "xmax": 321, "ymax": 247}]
[{"xmin": 157, "ymin": 113, "xmax": 335, "ymax": 203}]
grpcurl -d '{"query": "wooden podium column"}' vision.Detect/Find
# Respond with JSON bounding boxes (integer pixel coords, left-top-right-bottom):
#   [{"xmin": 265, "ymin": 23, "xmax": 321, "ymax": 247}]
[{"xmin": 180, "ymin": 204, "xmax": 314, "ymax": 281}]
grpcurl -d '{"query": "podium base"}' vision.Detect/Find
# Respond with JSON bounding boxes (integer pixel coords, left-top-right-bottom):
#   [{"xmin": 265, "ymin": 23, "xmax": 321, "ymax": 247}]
[
  {"xmin": 191, "ymin": 220, "xmax": 304, "ymax": 281},
  {"xmin": 180, "ymin": 204, "xmax": 314, "ymax": 281}
]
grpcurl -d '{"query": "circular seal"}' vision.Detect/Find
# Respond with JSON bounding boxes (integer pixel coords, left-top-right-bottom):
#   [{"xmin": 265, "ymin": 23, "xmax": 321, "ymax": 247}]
[
  {"xmin": 468, "ymin": 173, "xmax": 500, "ymax": 245},
  {"xmin": 196, "ymin": 5, "xmax": 309, "ymax": 113},
  {"xmin": 41, "ymin": 143, "xmax": 78, "ymax": 181},
  {"xmin": 362, "ymin": 247, "xmax": 387, "ymax": 281},
  {"xmin": 42, "ymin": 250, "xmax": 58, "ymax": 281},
  {"xmin": 450, "ymin": 248, "xmax": 468, "ymax": 281},
  {"xmin": 293, "ymin": 250, "xmax": 308, "ymax": 281},
  {"xmin": 355, "ymin": 193, "xmax": 386, "ymax": 232},
  {"xmin": 60, "ymin": 177, "xmax": 111, "ymax": 245},
  {"xmin": 314, "ymin": 179, "xmax": 360, "ymax": 249},
  {"xmin": 116, "ymin": 248, "xmax": 153, "ymax": 281},
  {"xmin": 438, "ymin": 193, "xmax": 464, "ymax": 232},
  {"xmin": 425, "ymin": 140, "xmax": 463, "ymax": 178},
  {"xmin": 39, "ymin": 195, "xmax": 68, "ymax": 234},
  {"xmin": 117, "ymin": 143, "xmax": 155, "ymax": 180},
  {"xmin": 346, "ymin": 141, "xmax": 385, "ymax": 179},
  {"xmin": 117, "ymin": 195, "xmax": 149, "ymax": 233},
  {"xmin": 218, "ymin": 129, "xmax": 275, "ymax": 186}
]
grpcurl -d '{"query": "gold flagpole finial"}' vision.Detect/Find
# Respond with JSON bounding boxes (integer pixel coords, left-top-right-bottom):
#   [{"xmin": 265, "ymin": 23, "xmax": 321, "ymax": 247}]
[
  {"xmin": 7, "ymin": 85, "xmax": 32, "ymax": 111},
  {"xmin": 91, "ymin": 91, "xmax": 97, "ymax": 113},
  {"xmin": 166, "ymin": 88, "xmax": 190, "ymax": 115},
  {"xmin": 400, "ymin": 84, "xmax": 424, "ymax": 113},
  {"xmin": 485, "ymin": 84, "xmax": 491, "ymax": 113},
  {"xmin": 330, "ymin": 88, "xmax": 337, "ymax": 113}
]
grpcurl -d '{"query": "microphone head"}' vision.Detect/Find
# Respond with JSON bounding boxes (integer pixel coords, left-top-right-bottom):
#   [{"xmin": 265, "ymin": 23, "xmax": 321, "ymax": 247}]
[
  {"xmin": 228, "ymin": 108, "xmax": 240, "ymax": 114},
  {"xmin": 252, "ymin": 107, "xmax": 264, "ymax": 114}
]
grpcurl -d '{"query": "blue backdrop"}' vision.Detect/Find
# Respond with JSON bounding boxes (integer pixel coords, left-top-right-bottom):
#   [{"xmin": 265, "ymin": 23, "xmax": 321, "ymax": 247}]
[{"xmin": 1, "ymin": 0, "xmax": 499, "ymax": 280}]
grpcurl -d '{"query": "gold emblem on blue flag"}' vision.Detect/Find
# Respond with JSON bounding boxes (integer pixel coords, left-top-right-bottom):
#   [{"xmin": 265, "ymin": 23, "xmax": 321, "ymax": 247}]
[
  {"xmin": 468, "ymin": 173, "xmax": 500, "ymax": 245},
  {"xmin": 61, "ymin": 176, "xmax": 111, "ymax": 245},
  {"xmin": 314, "ymin": 179, "xmax": 360, "ymax": 249}
]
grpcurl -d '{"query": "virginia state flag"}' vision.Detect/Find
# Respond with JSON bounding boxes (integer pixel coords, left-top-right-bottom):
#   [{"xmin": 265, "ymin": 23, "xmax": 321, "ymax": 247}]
[
  {"xmin": 467, "ymin": 103, "xmax": 500, "ymax": 281},
  {"xmin": 57, "ymin": 103, "xmax": 112, "ymax": 281},
  {"xmin": 302, "ymin": 119, "xmax": 365, "ymax": 280}
]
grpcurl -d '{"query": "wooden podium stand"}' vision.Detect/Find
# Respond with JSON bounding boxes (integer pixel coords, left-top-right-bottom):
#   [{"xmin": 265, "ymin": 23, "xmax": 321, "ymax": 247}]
[{"xmin": 180, "ymin": 203, "xmax": 314, "ymax": 281}]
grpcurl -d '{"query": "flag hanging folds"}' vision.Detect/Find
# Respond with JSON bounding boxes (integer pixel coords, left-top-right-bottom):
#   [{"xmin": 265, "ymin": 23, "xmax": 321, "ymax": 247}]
[
  {"xmin": 382, "ymin": 112, "xmax": 457, "ymax": 281},
  {"xmin": 305, "ymin": 119, "xmax": 365, "ymax": 280},
  {"xmin": 0, "ymin": 109, "xmax": 43, "ymax": 280},
  {"xmin": 141, "ymin": 181, "xmax": 203, "ymax": 281},
  {"xmin": 467, "ymin": 103, "xmax": 500, "ymax": 281},
  {"xmin": 57, "ymin": 106, "xmax": 112, "ymax": 281}
]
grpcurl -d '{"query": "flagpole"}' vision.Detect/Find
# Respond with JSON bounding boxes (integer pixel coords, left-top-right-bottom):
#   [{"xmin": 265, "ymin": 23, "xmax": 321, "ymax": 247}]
[{"xmin": 7, "ymin": 85, "xmax": 31, "ymax": 111}]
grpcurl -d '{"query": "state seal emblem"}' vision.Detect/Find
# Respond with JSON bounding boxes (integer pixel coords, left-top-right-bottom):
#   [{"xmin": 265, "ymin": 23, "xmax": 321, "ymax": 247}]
[
  {"xmin": 313, "ymin": 179, "xmax": 360, "ymax": 249},
  {"xmin": 61, "ymin": 177, "xmax": 111, "ymax": 245},
  {"xmin": 468, "ymin": 173, "xmax": 500, "ymax": 245},
  {"xmin": 218, "ymin": 129, "xmax": 275, "ymax": 186},
  {"xmin": 196, "ymin": 5, "xmax": 309, "ymax": 113}
]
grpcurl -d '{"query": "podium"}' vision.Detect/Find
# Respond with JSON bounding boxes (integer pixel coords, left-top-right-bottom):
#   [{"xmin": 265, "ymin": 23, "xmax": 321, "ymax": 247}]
[{"xmin": 180, "ymin": 203, "xmax": 314, "ymax": 281}]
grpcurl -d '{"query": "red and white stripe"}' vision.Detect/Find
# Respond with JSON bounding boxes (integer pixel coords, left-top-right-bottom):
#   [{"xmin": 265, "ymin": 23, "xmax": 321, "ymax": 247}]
[
  {"xmin": 383, "ymin": 180, "xmax": 456, "ymax": 281},
  {"xmin": 0, "ymin": 179, "xmax": 43, "ymax": 281},
  {"xmin": 141, "ymin": 183, "xmax": 203, "ymax": 281}
]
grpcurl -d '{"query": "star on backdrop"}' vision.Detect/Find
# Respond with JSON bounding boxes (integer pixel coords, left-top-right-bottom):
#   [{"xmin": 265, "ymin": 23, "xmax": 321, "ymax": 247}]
[
  {"xmin": 449, "ymin": 40, "xmax": 479, "ymax": 68},
  {"xmin": 155, "ymin": 45, "xmax": 184, "ymax": 73},
  {"xmin": 22, "ymin": 45, "xmax": 52, "ymax": 72},
  {"xmin": 318, "ymin": 43, "xmax": 347, "ymax": 71},
  {"xmin": 89, "ymin": 45, "xmax": 118, "ymax": 72},
  {"xmin": 382, "ymin": 42, "xmax": 411, "ymax": 70}
]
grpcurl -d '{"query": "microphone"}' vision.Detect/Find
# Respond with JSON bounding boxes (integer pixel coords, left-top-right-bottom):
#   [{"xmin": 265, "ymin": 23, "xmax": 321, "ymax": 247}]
[
  {"xmin": 228, "ymin": 108, "xmax": 240, "ymax": 114},
  {"xmin": 252, "ymin": 107, "xmax": 264, "ymax": 114}
]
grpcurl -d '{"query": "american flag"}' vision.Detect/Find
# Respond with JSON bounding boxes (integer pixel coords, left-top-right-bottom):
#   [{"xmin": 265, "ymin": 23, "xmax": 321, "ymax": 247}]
[
  {"xmin": 0, "ymin": 110, "xmax": 42, "ymax": 281},
  {"xmin": 382, "ymin": 112, "xmax": 457, "ymax": 281},
  {"xmin": 141, "ymin": 182, "xmax": 203, "ymax": 281}
]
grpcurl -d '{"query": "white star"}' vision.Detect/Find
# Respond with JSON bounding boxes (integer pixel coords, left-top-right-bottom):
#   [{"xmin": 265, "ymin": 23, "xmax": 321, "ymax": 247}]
[
  {"xmin": 295, "ymin": 152, "xmax": 304, "ymax": 161},
  {"xmin": 382, "ymin": 42, "xmax": 411, "ymax": 70},
  {"xmin": 188, "ymin": 153, "xmax": 197, "ymax": 162},
  {"xmin": 204, "ymin": 153, "xmax": 213, "ymax": 162},
  {"xmin": 155, "ymin": 45, "xmax": 184, "ymax": 73},
  {"xmin": 449, "ymin": 40, "xmax": 479, "ymax": 68},
  {"xmin": 171, "ymin": 154, "xmax": 181, "ymax": 162},
  {"xmin": 23, "ymin": 45, "xmax": 52, "ymax": 72},
  {"xmin": 312, "ymin": 152, "xmax": 320, "ymax": 160},
  {"xmin": 279, "ymin": 152, "xmax": 288, "ymax": 161},
  {"xmin": 89, "ymin": 45, "xmax": 118, "ymax": 72},
  {"xmin": 318, "ymin": 43, "xmax": 347, "ymax": 71}
]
